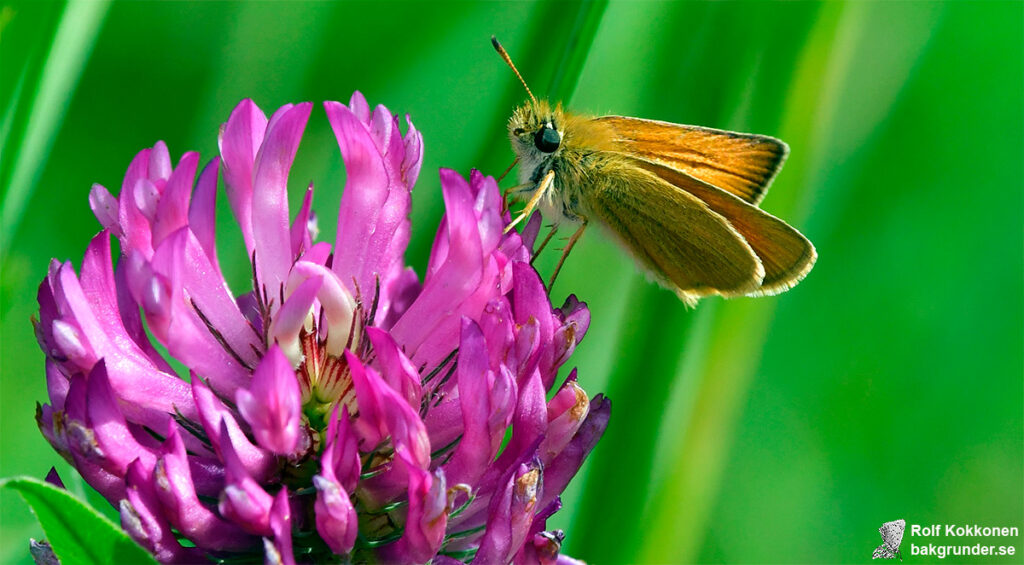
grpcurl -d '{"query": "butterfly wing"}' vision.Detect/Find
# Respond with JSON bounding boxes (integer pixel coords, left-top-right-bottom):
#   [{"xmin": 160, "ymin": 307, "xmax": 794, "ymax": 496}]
[
  {"xmin": 623, "ymin": 157, "xmax": 816, "ymax": 296},
  {"xmin": 880, "ymin": 520, "xmax": 906, "ymax": 550},
  {"xmin": 595, "ymin": 115, "xmax": 788, "ymax": 205},
  {"xmin": 585, "ymin": 164, "xmax": 765, "ymax": 306},
  {"xmin": 872, "ymin": 543, "xmax": 896, "ymax": 559}
]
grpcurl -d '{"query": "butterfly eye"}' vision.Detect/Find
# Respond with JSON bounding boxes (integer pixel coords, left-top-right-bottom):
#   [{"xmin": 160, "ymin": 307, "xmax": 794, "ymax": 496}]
[{"xmin": 534, "ymin": 125, "xmax": 561, "ymax": 153}]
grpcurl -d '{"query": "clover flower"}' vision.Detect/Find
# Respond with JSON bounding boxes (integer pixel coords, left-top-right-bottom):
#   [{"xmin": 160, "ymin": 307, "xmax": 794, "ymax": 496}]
[{"xmin": 34, "ymin": 93, "xmax": 609, "ymax": 564}]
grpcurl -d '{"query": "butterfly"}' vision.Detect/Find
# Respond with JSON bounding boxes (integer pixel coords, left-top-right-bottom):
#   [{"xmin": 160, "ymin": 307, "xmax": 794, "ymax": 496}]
[
  {"xmin": 872, "ymin": 519, "xmax": 906, "ymax": 560},
  {"xmin": 493, "ymin": 37, "xmax": 816, "ymax": 305}
]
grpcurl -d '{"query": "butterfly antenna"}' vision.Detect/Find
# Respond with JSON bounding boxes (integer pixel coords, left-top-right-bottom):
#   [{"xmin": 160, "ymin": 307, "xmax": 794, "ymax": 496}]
[{"xmin": 492, "ymin": 36, "xmax": 538, "ymax": 108}]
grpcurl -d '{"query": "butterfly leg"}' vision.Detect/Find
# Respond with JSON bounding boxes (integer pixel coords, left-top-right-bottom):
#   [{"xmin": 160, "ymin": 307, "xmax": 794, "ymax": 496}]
[
  {"xmin": 530, "ymin": 225, "xmax": 559, "ymax": 264},
  {"xmin": 497, "ymin": 157, "xmax": 518, "ymax": 182},
  {"xmin": 504, "ymin": 170, "xmax": 554, "ymax": 234},
  {"xmin": 547, "ymin": 220, "xmax": 587, "ymax": 288},
  {"xmin": 501, "ymin": 183, "xmax": 531, "ymax": 214}
]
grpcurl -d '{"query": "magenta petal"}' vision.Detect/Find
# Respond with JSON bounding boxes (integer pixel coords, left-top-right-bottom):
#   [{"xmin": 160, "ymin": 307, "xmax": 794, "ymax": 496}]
[
  {"xmin": 290, "ymin": 184, "xmax": 315, "ymax": 258},
  {"xmin": 391, "ymin": 169, "xmax": 494, "ymax": 367},
  {"xmin": 155, "ymin": 424, "xmax": 255, "ymax": 551},
  {"xmin": 152, "ymin": 151, "xmax": 199, "ymax": 247},
  {"xmin": 58, "ymin": 375, "xmax": 126, "ymax": 502},
  {"xmin": 498, "ymin": 367, "xmax": 548, "ymax": 469},
  {"xmin": 252, "ymin": 102, "xmax": 312, "ymax": 302},
  {"xmin": 444, "ymin": 319, "xmax": 506, "ymax": 487},
  {"xmin": 193, "ymin": 378, "xmax": 276, "ymax": 481},
  {"xmin": 51, "ymin": 318, "xmax": 92, "ymax": 368},
  {"xmin": 520, "ymin": 211, "xmax": 543, "ymax": 253},
  {"xmin": 540, "ymin": 395, "xmax": 611, "ymax": 511},
  {"xmin": 324, "ymin": 406, "xmax": 361, "ymax": 493},
  {"xmin": 298, "ymin": 240, "xmax": 332, "ymax": 267},
  {"xmin": 236, "ymin": 345, "xmax": 302, "ymax": 455},
  {"xmin": 189, "ymin": 157, "xmax": 221, "ymax": 269},
  {"xmin": 346, "ymin": 351, "xmax": 385, "ymax": 448},
  {"xmin": 52, "ymin": 236, "xmax": 197, "ymax": 425},
  {"xmin": 43, "ymin": 362, "xmax": 69, "ymax": 413},
  {"xmin": 401, "ymin": 115, "xmax": 424, "ymax": 191},
  {"xmin": 512, "ymin": 262, "xmax": 558, "ymax": 387},
  {"xmin": 474, "ymin": 459, "xmax": 543, "ymax": 565},
  {"xmin": 376, "ymin": 266, "xmax": 420, "ymax": 330},
  {"xmin": 113, "ymin": 251, "xmax": 178, "ymax": 376},
  {"xmin": 117, "ymin": 147, "xmax": 155, "ymax": 257},
  {"xmin": 133, "ymin": 178, "xmax": 160, "ymax": 222},
  {"xmin": 78, "ymin": 232, "xmax": 130, "ymax": 340},
  {"xmin": 348, "ymin": 91, "xmax": 370, "ymax": 123},
  {"xmin": 313, "ymin": 466, "xmax": 357, "ymax": 555},
  {"xmin": 365, "ymin": 326, "xmax": 421, "ymax": 407},
  {"xmin": 469, "ymin": 170, "xmax": 504, "ymax": 253},
  {"xmin": 265, "ymin": 490, "xmax": 296, "ymax": 565},
  {"xmin": 219, "ymin": 99, "xmax": 268, "ymax": 253},
  {"xmin": 515, "ymin": 529, "xmax": 566, "ymax": 565},
  {"xmin": 325, "ymin": 98, "xmax": 396, "ymax": 302},
  {"xmin": 540, "ymin": 372, "xmax": 589, "ymax": 463},
  {"xmin": 384, "ymin": 447, "xmax": 448, "ymax": 564},
  {"xmin": 122, "ymin": 458, "xmax": 201, "ymax": 563},
  {"xmin": 550, "ymin": 296, "xmax": 590, "ymax": 374},
  {"xmin": 85, "ymin": 362, "xmax": 157, "ymax": 477},
  {"xmin": 146, "ymin": 230, "xmax": 250, "ymax": 393},
  {"xmin": 557, "ymin": 295, "xmax": 590, "ymax": 341},
  {"xmin": 217, "ymin": 421, "xmax": 275, "ymax": 536},
  {"xmin": 175, "ymin": 227, "xmax": 262, "ymax": 368},
  {"xmin": 149, "ymin": 140, "xmax": 172, "ymax": 182},
  {"xmin": 89, "ymin": 183, "xmax": 121, "ymax": 236},
  {"xmin": 348, "ymin": 351, "xmax": 429, "ymax": 467},
  {"xmin": 479, "ymin": 297, "xmax": 515, "ymax": 371}
]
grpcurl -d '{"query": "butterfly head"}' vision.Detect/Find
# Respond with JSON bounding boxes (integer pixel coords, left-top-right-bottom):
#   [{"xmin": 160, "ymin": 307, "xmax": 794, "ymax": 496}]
[{"xmin": 508, "ymin": 99, "xmax": 566, "ymax": 168}]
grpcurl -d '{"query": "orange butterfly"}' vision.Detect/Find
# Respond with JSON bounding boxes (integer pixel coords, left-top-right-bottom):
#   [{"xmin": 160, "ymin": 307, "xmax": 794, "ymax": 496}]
[{"xmin": 495, "ymin": 37, "xmax": 816, "ymax": 305}]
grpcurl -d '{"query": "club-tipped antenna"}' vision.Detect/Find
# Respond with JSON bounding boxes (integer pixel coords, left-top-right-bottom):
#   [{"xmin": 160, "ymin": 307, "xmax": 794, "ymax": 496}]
[{"xmin": 492, "ymin": 36, "xmax": 538, "ymax": 108}]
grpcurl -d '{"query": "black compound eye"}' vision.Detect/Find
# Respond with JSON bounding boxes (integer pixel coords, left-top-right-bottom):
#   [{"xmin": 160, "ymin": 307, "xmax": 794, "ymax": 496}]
[{"xmin": 534, "ymin": 125, "xmax": 561, "ymax": 153}]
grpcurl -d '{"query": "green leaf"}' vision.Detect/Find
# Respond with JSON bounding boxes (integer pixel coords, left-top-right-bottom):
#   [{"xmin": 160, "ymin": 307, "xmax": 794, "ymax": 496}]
[{"xmin": 0, "ymin": 476, "xmax": 158, "ymax": 565}]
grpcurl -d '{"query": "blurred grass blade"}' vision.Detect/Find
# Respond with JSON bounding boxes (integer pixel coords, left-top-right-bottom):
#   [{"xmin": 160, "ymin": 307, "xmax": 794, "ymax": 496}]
[
  {"xmin": 634, "ymin": 5, "xmax": 848, "ymax": 561},
  {"xmin": 637, "ymin": 2, "xmax": 944, "ymax": 561},
  {"xmin": 0, "ymin": 0, "xmax": 110, "ymax": 259},
  {"xmin": 546, "ymin": 0, "xmax": 607, "ymax": 104},
  {"xmin": 0, "ymin": 51, "xmax": 30, "ymax": 158}
]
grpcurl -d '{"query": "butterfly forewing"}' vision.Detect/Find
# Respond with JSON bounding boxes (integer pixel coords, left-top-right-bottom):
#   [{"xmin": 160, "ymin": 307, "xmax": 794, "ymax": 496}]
[
  {"xmin": 880, "ymin": 520, "xmax": 905, "ymax": 549},
  {"xmin": 626, "ymin": 157, "xmax": 817, "ymax": 294},
  {"xmin": 586, "ymin": 165, "xmax": 765, "ymax": 304},
  {"xmin": 596, "ymin": 116, "xmax": 787, "ymax": 205}
]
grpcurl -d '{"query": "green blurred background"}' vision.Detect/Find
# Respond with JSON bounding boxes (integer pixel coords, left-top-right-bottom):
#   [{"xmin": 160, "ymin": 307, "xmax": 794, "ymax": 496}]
[{"xmin": 1, "ymin": 1, "xmax": 1021, "ymax": 563}]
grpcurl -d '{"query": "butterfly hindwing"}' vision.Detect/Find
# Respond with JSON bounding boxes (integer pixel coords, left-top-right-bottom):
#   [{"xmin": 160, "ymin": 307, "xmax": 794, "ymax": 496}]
[
  {"xmin": 585, "ymin": 165, "xmax": 765, "ymax": 305},
  {"xmin": 623, "ymin": 156, "xmax": 816, "ymax": 296}
]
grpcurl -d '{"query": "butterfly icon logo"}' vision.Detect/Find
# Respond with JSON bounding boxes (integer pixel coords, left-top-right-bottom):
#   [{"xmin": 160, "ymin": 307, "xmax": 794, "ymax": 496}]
[{"xmin": 872, "ymin": 519, "xmax": 906, "ymax": 560}]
